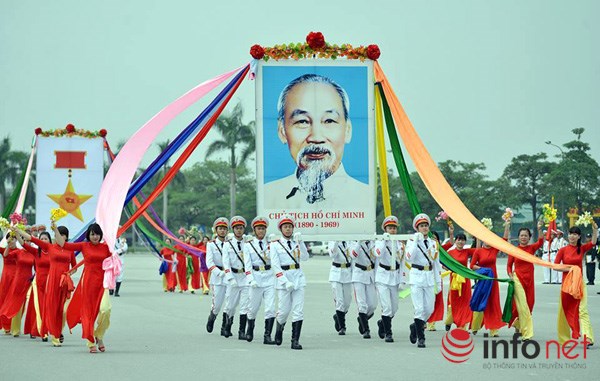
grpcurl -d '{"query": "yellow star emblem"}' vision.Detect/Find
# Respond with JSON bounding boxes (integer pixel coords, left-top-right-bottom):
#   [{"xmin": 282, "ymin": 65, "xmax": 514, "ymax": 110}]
[{"xmin": 47, "ymin": 179, "xmax": 93, "ymax": 222}]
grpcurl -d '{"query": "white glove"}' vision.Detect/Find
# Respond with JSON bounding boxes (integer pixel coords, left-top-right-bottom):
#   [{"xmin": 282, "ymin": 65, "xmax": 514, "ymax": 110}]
[
  {"xmin": 382, "ymin": 232, "xmax": 391, "ymax": 240},
  {"xmin": 293, "ymin": 232, "xmax": 302, "ymax": 242},
  {"xmin": 268, "ymin": 233, "xmax": 277, "ymax": 242},
  {"xmin": 227, "ymin": 278, "xmax": 236, "ymax": 286},
  {"xmin": 285, "ymin": 281, "xmax": 294, "ymax": 291},
  {"xmin": 414, "ymin": 232, "xmax": 424, "ymax": 241},
  {"xmin": 226, "ymin": 233, "xmax": 234, "ymax": 241},
  {"xmin": 244, "ymin": 234, "xmax": 253, "ymax": 243},
  {"xmin": 217, "ymin": 271, "xmax": 225, "ymax": 278},
  {"xmin": 249, "ymin": 280, "xmax": 258, "ymax": 288},
  {"xmin": 436, "ymin": 283, "xmax": 442, "ymax": 294}
]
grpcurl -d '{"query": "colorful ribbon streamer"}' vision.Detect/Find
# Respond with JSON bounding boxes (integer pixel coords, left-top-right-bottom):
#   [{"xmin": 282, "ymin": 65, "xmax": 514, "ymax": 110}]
[
  {"xmin": 374, "ymin": 88, "xmax": 391, "ymax": 217},
  {"xmin": 96, "ymin": 64, "xmax": 248, "ymax": 251}
]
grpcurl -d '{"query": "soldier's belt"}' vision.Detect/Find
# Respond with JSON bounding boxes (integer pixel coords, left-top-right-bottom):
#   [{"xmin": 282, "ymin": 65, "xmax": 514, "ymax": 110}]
[
  {"xmin": 332, "ymin": 262, "xmax": 351, "ymax": 269},
  {"xmin": 253, "ymin": 265, "xmax": 272, "ymax": 271},
  {"xmin": 230, "ymin": 267, "xmax": 244, "ymax": 274},
  {"xmin": 215, "ymin": 266, "xmax": 224, "ymax": 271},
  {"xmin": 379, "ymin": 262, "xmax": 400, "ymax": 271},
  {"xmin": 412, "ymin": 264, "xmax": 431, "ymax": 271},
  {"xmin": 281, "ymin": 264, "xmax": 300, "ymax": 271},
  {"xmin": 354, "ymin": 263, "xmax": 373, "ymax": 271}
]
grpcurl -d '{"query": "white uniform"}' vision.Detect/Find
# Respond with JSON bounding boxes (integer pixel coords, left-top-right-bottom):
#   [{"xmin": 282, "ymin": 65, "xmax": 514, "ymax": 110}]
[
  {"xmin": 542, "ymin": 238, "xmax": 566, "ymax": 283},
  {"xmin": 350, "ymin": 241, "xmax": 378, "ymax": 315},
  {"xmin": 270, "ymin": 238, "xmax": 309, "ymax": 323},
  {"xmin": 373, "ymin": 239, "xmax": 405, "ymax": 317},
  {"xmin": 223, "ymin": 239, "xmax": 250, "ymax": 316},
  {"xmin": 405, "ymin": 235, "xmax": 442, "ymax": 321},
  {"xmin": 328, "ymin": 241, "xmax": 353, "ymax": 313},
  {"xmin": 243, "ymin": 237, "xmax": 275, "ymax": 319},
  {"xmin": 207, "ymin": 239, "xmax": 227, "ymax": 314},
  {"xmin": 115, "ymin": 240, "xmax": 128, "ymax": 282}
]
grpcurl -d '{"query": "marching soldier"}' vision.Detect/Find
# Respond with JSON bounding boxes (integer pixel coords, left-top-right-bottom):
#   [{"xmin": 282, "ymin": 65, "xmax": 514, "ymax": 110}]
[
  {"xmin": 222, "ymin": 216, "xmax": 251, "ymax": 340},
  {"xmin": 374, "ymin": 216, "xmax": 406, "ymax": 343},
  {"xmin": 205, "ymin": 217, "xmax": 229, "ymax": 335},
  {"xmin": 350, "ymin": 239, "xmax": 377, "ymax": 339},
  {"xmin": 328, "ymin": 240, "xmax": 353, "ymax": 335},
  {"xmin": 270, "ymin": 215, "xmax": 309, "ymax": 350},
  {"xmin": 405, "ymin": 213, "xmax": 442, "ymax": 348},
  {"xmin": 242, "ymin": 216, "xmax": 276, "ymax": 344}
]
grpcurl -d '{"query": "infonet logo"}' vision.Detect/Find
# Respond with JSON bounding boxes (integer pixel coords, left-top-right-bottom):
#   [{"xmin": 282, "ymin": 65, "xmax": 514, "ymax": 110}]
[
  {"xmin": 441, "ymin": 331, "xmax": 591, "ymax": 364},
  {"xmin": 441, "ymin": 329, "xmax": 474, "ymax": 363}
]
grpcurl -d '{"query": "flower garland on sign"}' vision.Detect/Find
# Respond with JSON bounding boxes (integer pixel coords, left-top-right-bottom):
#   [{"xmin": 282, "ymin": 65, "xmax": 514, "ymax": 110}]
[
  {"xmin": 575, "ymin": 211, "xmax": 594, "ymax": 227},
  {"xmin": 541, "ymin": 203, "xmax": 557, "ymax": 226},
  {"xmin": 502, "ymin": 207, "xmax": 514, "ymax": 226},
  {"xmin": 250, "ymin": 31, "xmax": 381, "ymax": 62},
  {"xmin": 35, "ymin": 124, "xmax": 108, "ymax": 138}
]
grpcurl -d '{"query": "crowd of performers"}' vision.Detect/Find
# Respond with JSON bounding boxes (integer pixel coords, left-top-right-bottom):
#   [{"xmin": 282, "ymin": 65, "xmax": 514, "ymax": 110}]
[
  {"xmin": 0, "ymin": 212, "xmax": 597, "ymax": 353},
  {"xmin": 194, "ymin": 213, "xmax": 598, "ymax": 350},
  {"xmin": 0, "ymin": 223, "xmax": 126, "ymax": 353}
]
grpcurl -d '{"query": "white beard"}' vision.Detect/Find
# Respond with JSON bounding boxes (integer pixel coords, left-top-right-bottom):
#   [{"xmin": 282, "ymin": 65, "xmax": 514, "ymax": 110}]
[{"xmin": 295, "ymin": 145, "xmax": 337, "ymax": 204}]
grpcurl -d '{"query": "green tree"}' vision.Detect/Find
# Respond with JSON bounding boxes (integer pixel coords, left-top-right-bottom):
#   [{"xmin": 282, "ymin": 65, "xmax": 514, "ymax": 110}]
[
  {"xmin": 0, "ymin": 137, "xmax": 29, "ymax": 213},
  {"xmin": 501, "ymin": 153, "xmax": 552, "ymax": 229},
  {"xmin": 205, "ymin": 102, "xmax": 255, "ymax": 216},
  {"xmin": 546, "ymin": 128, "xmax": 600, "ymax": 213},
  {"xmin": 168, "ymin": 160, "xmax": 256, "ymax": 231}
]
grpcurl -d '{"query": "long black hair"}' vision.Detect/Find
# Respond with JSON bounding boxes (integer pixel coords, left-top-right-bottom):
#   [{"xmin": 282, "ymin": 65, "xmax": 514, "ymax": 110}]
[
  {"xmin": 38, "ymin": 231, "xmax": 52, "ymax": 257},
  {"xmin": 85, "ymin": 223, "xmax": 103, "ymax": 241},
  {"xmin": 568, "ymin": 226, "xmax": 582, "ymax": 254},
  {"xmin": 57, "ymin": 226, "xmax": 69, "ymax": 241}
]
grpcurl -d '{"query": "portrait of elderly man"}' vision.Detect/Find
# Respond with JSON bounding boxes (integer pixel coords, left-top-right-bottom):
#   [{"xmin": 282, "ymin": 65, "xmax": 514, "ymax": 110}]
[{"xmin": 264, "ymin": 73, "xmax": 371, "ymax": 209}]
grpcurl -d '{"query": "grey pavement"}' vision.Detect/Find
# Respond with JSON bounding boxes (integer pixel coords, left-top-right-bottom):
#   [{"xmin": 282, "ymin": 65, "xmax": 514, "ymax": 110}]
[{"xmin": 1, "ymin": 253, "xmax": 598, "ymax": 381}]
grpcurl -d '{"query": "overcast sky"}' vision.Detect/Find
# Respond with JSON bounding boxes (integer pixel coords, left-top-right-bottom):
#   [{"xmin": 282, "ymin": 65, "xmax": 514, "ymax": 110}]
[{"xmin": 1, "ymin": 0, "xmax": 598, "ymax": 179}]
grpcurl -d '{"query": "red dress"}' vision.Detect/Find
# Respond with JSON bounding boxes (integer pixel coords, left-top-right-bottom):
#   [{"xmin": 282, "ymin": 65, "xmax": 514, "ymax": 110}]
[
  {"xmin": 554, "ymin": 242, "xmax": 594, "ymax": 339},
  {"xmin": 160, "ymin": 247, "xmax": 177, "ymax": 290},
  {"xmin": 428, "ymin": 242, "xmax": 452, "ymax": 323},
  {"xmin": 0, "ymin": 249, "xmax": 18, "ymax": 331},
  {"xmin": 0, "ymin": 248, "xmax": 35, "ymax": 319},
  {"xmin": 174, "ymin": 244, "xmax": 188, "ymax": 291},
  {"xmin": 507, "ymin": 238, "xmax": 543, "ymax": 326},
  {"xmin": 22, "ymin": 243, "xmax": 51, "ymax": 337},
  {"xmin": 29, "ymin": 237, "xmax": 76, "ymax": 339},
  {"xmin": 471, "ymin": 246, "xmax": 506, "ymax": 330},
  {"xmin": 189, "ymin": 245, "xmax": 201, "ymax": 290},
  {"xmin": 447, "ymin": 247, "xmax": 476, "ymax": 328},
  {"xmin": 63, "ymin": 241, "xmax": 111, "ymax": 343}
]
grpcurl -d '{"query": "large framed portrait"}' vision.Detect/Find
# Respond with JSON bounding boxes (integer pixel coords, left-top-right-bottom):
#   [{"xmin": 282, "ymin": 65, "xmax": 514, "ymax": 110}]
[{"xmin": 256, "ymin": 59, "xmax": 376, "ymax": 237}]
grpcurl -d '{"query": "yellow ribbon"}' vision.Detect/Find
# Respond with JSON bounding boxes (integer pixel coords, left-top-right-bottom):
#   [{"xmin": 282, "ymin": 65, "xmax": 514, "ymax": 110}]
[
  {"xmin": 451, "ymin": 273, "xmax": 466, "ymax": 296},
  {"xmin": 375, "ymin": 88, "xmax": 391, "ymax": 217}
]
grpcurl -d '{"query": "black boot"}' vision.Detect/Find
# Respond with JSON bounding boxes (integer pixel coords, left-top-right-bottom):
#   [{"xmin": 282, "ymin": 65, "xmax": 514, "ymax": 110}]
[
  {"xmin": 291, "ymin": 320, "xmax": 303, "ymax": 350},
  {"xmin": 377, "ymin": 319, "xmax": 385, "ymax": 339},
  {"xmin": 274, "ymin": 320, "xmax": 285, "ymax": 346},
  {"xmin": 263, "ymin": 318, "xmax": 276, "ymax": 345},
  {"xmin": 357, "ymin": 316, "xmax": 365, "ymax": 334},
  {"xmin": 206, "ymin": 311, "xmax": 217, "ymax": 333},
  {"xmin": 335, "ymin": 310, "xmax": 346, "ymax": 335},
  {"xmin": 383, "ymin": 315, "xmax": 394, "ymax": 343},
  {"xmin": 238, "ymin": 314, "xmax": 247, "ymax": 340},
  {"xmin": 334, "ymin": 313, "xmax": 340, "ymax": 332},
  {"xmin": 109, "ymin": 289, "xmax": 114, "ymax": 296},
  {"xmin": 224, "ymin": 314, "xmax": 234, "ymax": 338},
  {"xmin": 358, "ymin": 313, "xmax": 371, "ymax": 339},
  {"xmin": 220, "ymin": 313, "xmax": 228, "ymax": 337},
  {"xmin": 246, "ymin": 319, "xmax": 255, "ymax": 342},
  {"xmin": 409, "ymin": 319, "xmax": 417, "ymax": 344},
  {"xmin": 114, "ymin": 282, "xmax": 122, "ymax": 297},
  {"xmin": 416, "ymin": 319, "xmax": 426, "ymax": 348}
]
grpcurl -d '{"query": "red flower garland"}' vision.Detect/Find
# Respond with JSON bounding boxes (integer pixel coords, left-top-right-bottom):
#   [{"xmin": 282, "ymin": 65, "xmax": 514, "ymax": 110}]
[
  {"xmin": 367, "ymin": 44, "xmax": 381, "ymax": 60},
  {"xmin": 250, "ymin": 44, "xmax": 265, "ymax": 59},
  {"xmin": 66, "ymin": 123, "xmax": 75, "ymax": 133},
  {"xmin": 306, "ymin": 31, "xmax": 326, "ymax": 50},
  {"xmin": 99, "ymin": 129, "xmax": 107, "ymax": 137},
  {"xmin": 35, "ymin": 127, "xmax": 43, "ymax": 135}
]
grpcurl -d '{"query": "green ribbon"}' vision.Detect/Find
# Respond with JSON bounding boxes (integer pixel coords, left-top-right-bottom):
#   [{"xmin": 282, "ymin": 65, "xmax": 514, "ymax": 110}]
[
  {"xmin": 1, "ymin": 169, "xmax": 26, "ymax": 218},
  {"xmin": 376, "ymin": 83, "xmax": 514, "ymax": 322}
]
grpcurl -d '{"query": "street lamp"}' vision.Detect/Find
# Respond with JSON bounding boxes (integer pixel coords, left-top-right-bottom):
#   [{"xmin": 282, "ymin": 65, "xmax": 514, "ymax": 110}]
[
  {"xmin": 544, "ymin": 141, "xmax": 566, "ymax": 228},
  {"xmin": 24, "ymin": 205, "xmax": 35, "ymax": 224}
]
